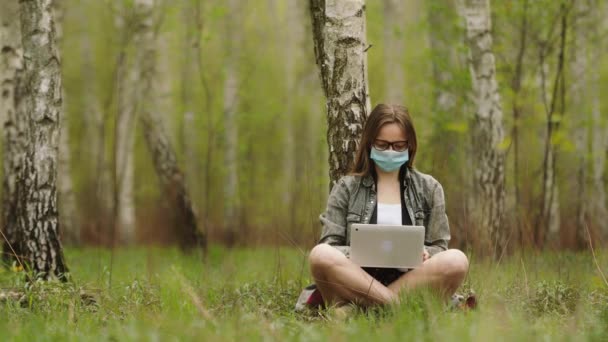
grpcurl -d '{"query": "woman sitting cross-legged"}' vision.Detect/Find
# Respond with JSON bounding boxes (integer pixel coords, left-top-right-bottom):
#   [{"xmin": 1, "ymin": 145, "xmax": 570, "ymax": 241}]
[{"xmin": 309, "ymin": 103, "xmax": 469, "ymax": 309}]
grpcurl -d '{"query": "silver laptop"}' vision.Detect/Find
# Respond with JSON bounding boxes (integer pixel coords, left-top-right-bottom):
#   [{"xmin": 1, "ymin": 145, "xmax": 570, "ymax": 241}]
[{"xmin": 350, "ymin": 224, "xmax": 425, "ymax": 269}]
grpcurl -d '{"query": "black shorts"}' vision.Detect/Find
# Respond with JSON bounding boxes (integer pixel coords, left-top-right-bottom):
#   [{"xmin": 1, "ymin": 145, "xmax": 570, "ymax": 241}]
[{"xmin": 362, "ymin": 267, "xmax": 409, "ymax": 286}]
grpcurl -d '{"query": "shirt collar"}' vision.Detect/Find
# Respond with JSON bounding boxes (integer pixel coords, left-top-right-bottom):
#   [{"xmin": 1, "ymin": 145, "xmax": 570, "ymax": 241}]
[{"xmin": 362, "ymin": 174, "xmax": 374, "ymax": 187}]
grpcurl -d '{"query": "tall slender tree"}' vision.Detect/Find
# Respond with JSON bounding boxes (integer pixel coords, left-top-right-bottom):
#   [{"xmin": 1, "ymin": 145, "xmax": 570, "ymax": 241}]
[
  {"xmin": 571, "ymin": 0, "xmax": 589, "ymax": 246},
  {"xmin": 536, "ymin": 3, "xmax": 569, "ymax": 247},
  {"xmin": 1, "ymin": 0, "xmax": 25, "ymax": 266},
  {"xmin": 310, "ymin": 0, "xmax": 371, "ymax": 187},
  {"xmin": 223, "ymin": 0, "xmax": 241, "ymax": 246},
  {"xmin": 460, "ymin": 0, "xmax": 506, "ymax": 256},
  {"xmin": 114, "ymin": 2, "xmax": 139, "ymax": 244},
  {"xmin": 135, "ymin": 0, "xmax": 205, "ymax": 250},
  {"xmin": 18, "ymin": 0, "xmax": 68, "ymax": 280},
  {"xmin": 180, "ymin": 1, "xmax": 200, "ymax": 206}
]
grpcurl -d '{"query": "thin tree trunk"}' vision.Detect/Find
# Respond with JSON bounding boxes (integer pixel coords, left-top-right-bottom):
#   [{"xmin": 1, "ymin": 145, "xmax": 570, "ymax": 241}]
[
  {"xmin": 383, "ymin": 0, "xmax": 405, "ymax": 103},
  {"xmin": 189, "ymin": 1, "xmax": 216, "ymax": 245},
  {"xmin": 571, "ymin": 0, "xmax": 589, "ymax": 247},
  {"xmin": 18, "ymin": 0, "xmax": 68, "ymax": 280},
  {"xmin": 223, "ymin": 0, "xmax": 240, "ymax": 246},
  {"xmin": 1, "ymin": 0, "xmax": 25, "ymax": 266},
  {"xmin": 180, "ymin": 3, "xmax": 199, "ymax": 206},
  {"xmin": 310, "ymin": 0, "xmax": 371, "ymax": 188},
  {"xmin": 141, "ymin": 114, "xmax": 204, "ymax": 250},
  {"xmin": 461, "ymin": 0, "xmax": 506, "ymax": 257},
  {"xmin": 536, "ymin": 5, "xmax": 568, "ymax": 247},
  {"xmin": 114, "ymin": 3, "xmax": 139, "ymax": 245},
  {"xmin": 135, "ymin": 0, "xmax": 205, "ymax": 251},
  {"xmin": 53, "ymin": 0, "xmax": 79, "ymax": 244}
]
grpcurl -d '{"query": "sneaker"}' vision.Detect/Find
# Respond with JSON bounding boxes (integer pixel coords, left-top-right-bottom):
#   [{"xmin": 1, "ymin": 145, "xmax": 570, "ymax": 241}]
[
  {"xmin": 449, "ymin": 292, "xmax": 477, "ymax": 311},
  {"xmin": 294, "ymin": 284, "xmax": 324, "ymax": 312}
]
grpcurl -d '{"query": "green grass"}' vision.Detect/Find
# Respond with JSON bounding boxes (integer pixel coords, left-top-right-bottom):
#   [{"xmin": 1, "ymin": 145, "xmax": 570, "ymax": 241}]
[{"xmin": 1, "ymin": 246, "xmax": 608, "ymax": 341}]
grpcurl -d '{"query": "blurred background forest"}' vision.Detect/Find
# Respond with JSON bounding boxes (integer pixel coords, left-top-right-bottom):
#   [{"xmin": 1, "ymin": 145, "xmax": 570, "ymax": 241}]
[{"xmin": 2, "ymin": 0, "xmax": 608, "ymax": 254}]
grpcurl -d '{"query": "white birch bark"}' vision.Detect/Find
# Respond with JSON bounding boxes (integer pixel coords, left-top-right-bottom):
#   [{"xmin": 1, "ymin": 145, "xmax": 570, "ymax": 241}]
[
  {"xmin": 223, "ymin": 0, "xmax": 240, "ymax": 245},
  {"xmin": 536, "ymin": 61, "xmax": 559, "ymax": 244},
  {"xmin": 53, "ymin": 0, "xmax": 79, "ymax": 244},
  {"xmin": 18, "ymin": 0, "xmax": 68, "ymax": 279},
  {"xmin": 114, "ymin": 2, "xmax": 139, "ymax": 244},
  {"xmin": 310, "ymin": 0, "xmax": 371, "ymax": 187},
  {"xmin": 383, "ymin": 0, "xmax": 405, "ymax": 103},
  {"xmin": 460, "ymin": 0, "xmax": 506, "ymax": 256},
  {"xmin": 1, "ymin": 0, "xmax": 25, "ymax": 264}
]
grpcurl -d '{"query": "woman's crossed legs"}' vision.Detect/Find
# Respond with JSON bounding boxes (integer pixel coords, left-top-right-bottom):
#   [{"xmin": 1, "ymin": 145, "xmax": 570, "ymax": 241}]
[{"xmin": 309, "ymin": 243, "xmax": 469, "ymax": 306}]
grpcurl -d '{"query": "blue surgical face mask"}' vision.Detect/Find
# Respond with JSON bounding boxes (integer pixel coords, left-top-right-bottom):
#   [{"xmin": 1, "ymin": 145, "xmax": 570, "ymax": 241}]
[{"xmin": 370, "ymin": 147, "xmax": 409, "ymax": 172}]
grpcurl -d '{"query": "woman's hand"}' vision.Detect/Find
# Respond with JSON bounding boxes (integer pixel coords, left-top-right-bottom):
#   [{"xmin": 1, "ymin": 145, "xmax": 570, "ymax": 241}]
[{"xmin": 422, "ymin": 248, "xmax": 430, "ymax": 262}]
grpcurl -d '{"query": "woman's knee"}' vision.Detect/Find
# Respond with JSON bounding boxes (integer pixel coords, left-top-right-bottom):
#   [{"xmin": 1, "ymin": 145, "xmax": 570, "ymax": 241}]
[
  {"xmin": 437, "ymin": 249, "xmax": 469, "ymax": 280},
  {"xmin": 309, "ymin": 244, "xmax": 345, "ymax": 275}
]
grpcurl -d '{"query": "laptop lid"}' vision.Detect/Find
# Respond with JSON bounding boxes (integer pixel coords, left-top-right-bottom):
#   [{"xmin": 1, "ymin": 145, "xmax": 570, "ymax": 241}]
[{"xmin": 350, "ymin": 224, "xmax": 425, "ymax": 269}]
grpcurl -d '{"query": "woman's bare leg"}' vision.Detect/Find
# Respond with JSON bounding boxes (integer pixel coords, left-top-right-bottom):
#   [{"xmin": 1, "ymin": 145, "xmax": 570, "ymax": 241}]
[
  {"xmin": 387, "ymin": 249, "xmax": 469, "ymax": 299},
  {"xmin": 309, "ymin": 244, "xmax": 397, "ymax": 306}
]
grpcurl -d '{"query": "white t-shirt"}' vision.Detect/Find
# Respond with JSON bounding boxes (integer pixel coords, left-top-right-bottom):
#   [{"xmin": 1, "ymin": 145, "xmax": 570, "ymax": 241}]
[{"xmin": 377, "ymin": 202, "xmax": 402, "ymax": 225}]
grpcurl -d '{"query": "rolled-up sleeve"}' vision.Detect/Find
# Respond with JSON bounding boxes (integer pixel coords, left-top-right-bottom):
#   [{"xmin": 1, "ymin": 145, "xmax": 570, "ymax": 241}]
[
  {"xmin": 425, "ymin": 181, "xmax": 451, "ymax": 257},
  {"xmin": 318, "ymin": 178, "xmax": 351, "ymax": 257}
]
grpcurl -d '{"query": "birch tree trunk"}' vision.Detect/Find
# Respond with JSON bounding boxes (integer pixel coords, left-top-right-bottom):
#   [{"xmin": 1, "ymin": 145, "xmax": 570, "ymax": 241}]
[
  {"xmin": 135, "ymin": 0, "xmax": 205, "ymax": 250},
  {"xmin": 1, "ymin": 0, "xmax": 25, "ymax": 266},
  {"xmin": 310, "ymin": 0, "xmax": 371, "ymax": 187},
  {"xmin": 18, "ymin": 0, "xmax": 68, "ymax": 280},
  {"xmin": 571, "ymin": 0, "xmax": 589, "ymax": 246},
  {"xmin": 223, "ymin": 0, "xmax": 240, "ymax": 246},
  {"xmin": 53, "ymin": 0, "xmax": 79, "ymax": 244},
  {"xmin": 383, "ymin": 0, "xmax": 405, "ymax": 103},
  {"xmin": 461, "ymin": 0, "xmax": 506, "ymax": 257},
  {"xmin": 114, "ymin": 4, "xmax": 139, "ymax": 245},
  {"xmin": 180, "ymin": 3, "xmax": 199, "ymax": 206}
]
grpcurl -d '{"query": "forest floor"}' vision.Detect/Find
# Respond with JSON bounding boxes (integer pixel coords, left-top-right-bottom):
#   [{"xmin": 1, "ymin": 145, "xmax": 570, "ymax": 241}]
[{"xmin": 1, "ymin": 246, "xmax": 607, "ymax": 341}]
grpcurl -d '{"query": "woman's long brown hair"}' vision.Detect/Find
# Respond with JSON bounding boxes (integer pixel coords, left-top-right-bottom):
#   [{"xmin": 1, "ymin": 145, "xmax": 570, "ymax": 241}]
[{"xmin": 351, "ymin": 104, "xmax": 417, "ymax": 177}]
